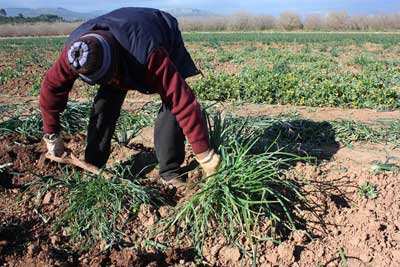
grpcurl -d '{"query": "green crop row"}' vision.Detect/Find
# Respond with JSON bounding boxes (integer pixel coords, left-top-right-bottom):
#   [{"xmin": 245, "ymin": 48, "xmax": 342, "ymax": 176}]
[
  {"xmin": 2, "ymin": 32, "xmax": 400, "ymax": 50},
  {"xmin": 0, "ymin": 36, "xmax": 65, "ymax": 49},
  {"xmin": 192, "ymin": 64, "xmax": 400, "ymax": 110},
  {"xmin": 1, "ymin": 33, "xmax": 399, "ymax": 110},
  {"xmin": 183, "ymin": 32, "xmax": 400, "ymax": 46}
]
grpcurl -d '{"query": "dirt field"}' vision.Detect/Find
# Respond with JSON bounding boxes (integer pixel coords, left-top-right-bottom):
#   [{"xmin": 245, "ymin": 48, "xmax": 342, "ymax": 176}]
[
  {"xmin": 1, "ymin": 34, "xmax": 400, "ymax": 266},
  {"xmin": 0, "ymin": 96, "xmax": 399, "ymax": 266}
]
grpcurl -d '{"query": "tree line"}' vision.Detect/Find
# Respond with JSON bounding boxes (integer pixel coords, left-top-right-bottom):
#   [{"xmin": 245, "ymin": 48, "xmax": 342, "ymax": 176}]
[
  {"xmin": 179, "ymin": 11, "xmax": 400, "ymax": 31},
  {"xmin": 0, "ymin": 9, "xmax": 64, "ymax": 24},
  {"xmin": 0, "ymin": 8, "xmax": 399, "ymax": 32}
]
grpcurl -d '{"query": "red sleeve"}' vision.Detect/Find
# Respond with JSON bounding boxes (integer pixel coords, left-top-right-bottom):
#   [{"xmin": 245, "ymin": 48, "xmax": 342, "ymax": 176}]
[
  {"xmin": 144, "ymin": 48, "xmax": 210, "ymax": 154},
  {"xmin": 39, "ymin": 46, "xmax": 78, "ymax": 134}
]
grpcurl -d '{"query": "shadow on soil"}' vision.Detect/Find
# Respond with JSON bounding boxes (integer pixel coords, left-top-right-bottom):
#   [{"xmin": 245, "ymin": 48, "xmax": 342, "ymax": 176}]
[
  {"xmin": 0, "ymin": 220, "xmax": 37, "ymax": 258},
  {"xmin": 119, "ymin": 144, "xmax": 158, "ymax": 177},
  {"xmin": 137, "ymin": 247, "xmax": 199, "ymax": 267},
  {"xmin": 253, "ymin": 119, "xmax": 340, "ymax": 161},
  {"xmin": 0, "ymin": 219, "xmax": 80, "ymax": 266},
  {"xmin": 114, "ymin": 145, "xmax": 182, "ymax": 205},
  {"xmin": 300, "ymin": 176, "xmax": 357, "ymax": 239},
  {"xmin": 97, "ymin": 246, "xmax": 202, "ymax": 267},
  {"xmin": 0, "ymin": 172, "xmax": 13, "ymax": 189},
  {"xmin": 247, "ymin": 120, "xmax": 352, "ymax": 242},
  {"xmin": 117, "ymin": 143, "xmax": 200, "ymax": 181},
  {"xmin": 119, "ymin": 119, "xmax": 341, "ymax": 180}
]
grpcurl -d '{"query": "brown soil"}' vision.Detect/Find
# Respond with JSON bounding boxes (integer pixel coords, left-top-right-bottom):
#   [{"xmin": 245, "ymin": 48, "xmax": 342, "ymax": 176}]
[
  {"xmin": 1, "ymin": 33, "xmax": 400, "ymax": 260},
  {"xmin": 1, "ymin": 35, "xmax": 400, "ymax": 266},
  {"xmin": 1, "ymin": 97, "xmax": 400, "ymax": 266}
]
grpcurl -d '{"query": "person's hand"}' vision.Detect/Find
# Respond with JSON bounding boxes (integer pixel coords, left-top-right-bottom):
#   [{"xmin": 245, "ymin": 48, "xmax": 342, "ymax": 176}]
[
  {"xmin": 43, "ymin": 133, "xmax": 64, "ymax": 157},
  {"xmin": 196, "ymin": 149, "xmax": 221, "ymax": 176}
]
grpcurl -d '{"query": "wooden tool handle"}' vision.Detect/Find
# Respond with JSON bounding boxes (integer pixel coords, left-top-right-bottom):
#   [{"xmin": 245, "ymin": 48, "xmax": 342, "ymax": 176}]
[{"xmin": 46, "ymin": 153, "xmax": 112, "ymax": 179}]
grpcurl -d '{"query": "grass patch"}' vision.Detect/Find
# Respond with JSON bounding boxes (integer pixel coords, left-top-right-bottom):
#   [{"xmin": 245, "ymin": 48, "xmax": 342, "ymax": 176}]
[
  {"xmin": 202, "ymin": 111, "xmax": 400, "ymax": 154},
  {"xmin": 25, "ymin": 163, "xmax": 163, "ymax": 251},
  {"xmin": 331, "ymin": 120, "xmax": 378, "ymax": 145},
  {"xmin": 358, "ymin": 182, "xmax": 378, "ymax": 200},
  {"xmin": 369, "ymin": 161, "xmax": 399, "ymax": 175},
  {"xmin": 113, "ymin": 110, "xmax": 153, "ymax": 146},
  {"xmin": 0, "ymin": 101, "xmax": 90, "ymax": 137},
  {"xmin": 162, "ymin": 140, "xmax": 307, "ymax": 253}
]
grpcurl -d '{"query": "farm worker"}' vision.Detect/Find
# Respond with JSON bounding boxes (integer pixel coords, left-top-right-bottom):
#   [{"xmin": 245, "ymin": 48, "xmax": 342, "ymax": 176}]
[{"xmin": 39, "ymin": 7, "xmax": 221, "ymax": 185}]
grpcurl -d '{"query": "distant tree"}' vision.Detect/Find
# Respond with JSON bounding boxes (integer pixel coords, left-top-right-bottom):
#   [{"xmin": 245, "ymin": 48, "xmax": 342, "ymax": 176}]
[
  {"xmin": 385, "ymin": 13, "xmax": 400, "ymax": 30},
  {"xmin": 38, "ymin": 14, "xmax": 63, "ymax": 22},
  {"xmin": 278, "ymin": 12, "xmax": 303, "ymax": 30},
  {"xmin": 349, "ymin": 15, "xmax": 371, "ymax": 31},
  {"xmin": 18, "ymin": 13, "xmax": 24, "ymax": 18},
  {"xmin": 228, "ymin": 11, "xmax": 252, "ymax": 31},
  {"xmin": 0, "ymin": 8, "xmax": 6, "ymax": 17},
  {"xmin": 304, "ymin": 14, "xmax": 324, "ymax": 30},
  {"xmin": 252, "ymin": 15, "xmax": 276, "ymax": 30},
  {"xmin": 325, "ymin": 11, "xmax": 350, "ymax": 30}
]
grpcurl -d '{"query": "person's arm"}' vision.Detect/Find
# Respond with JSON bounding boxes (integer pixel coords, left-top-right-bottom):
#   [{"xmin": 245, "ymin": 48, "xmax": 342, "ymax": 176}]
[
  {"xmin": 144, "ymin": 47, "xmax": 210, "ymax": 155},
  {"xmin": 144, "ymin": 47, "xmax": 220, "ymax": 175},
  {"xmin": 39, "ymin": 46, "xmax": 78, "ymax": 134}
]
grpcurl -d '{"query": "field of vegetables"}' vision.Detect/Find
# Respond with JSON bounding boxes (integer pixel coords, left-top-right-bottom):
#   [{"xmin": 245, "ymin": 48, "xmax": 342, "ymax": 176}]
[{"xmin": 1, "ymin": 33, "xmax": 400, "ymax": 267}]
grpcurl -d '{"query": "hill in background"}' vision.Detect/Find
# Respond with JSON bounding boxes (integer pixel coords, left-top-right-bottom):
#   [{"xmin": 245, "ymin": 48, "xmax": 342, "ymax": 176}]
[
  {"xmin": 5, "ymin": 8, "xmax": 105, "ymax": 20},
  {"xmin": 165, "ymin": 8, "xmax": 215, "ymax": 17},
  {"xmin": 4, "ymin": 7, "xmax": 214, "ymax": 20}
]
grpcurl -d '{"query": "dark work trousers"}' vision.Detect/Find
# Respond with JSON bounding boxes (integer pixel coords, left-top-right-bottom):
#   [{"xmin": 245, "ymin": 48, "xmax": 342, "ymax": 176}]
[
  {"xmin": 154, "ymin": 104, "xmax": 185, "ymax": 180},
  {"xmin": 85, "ymin": 86, "xmax": 186, "ymax": 180}
]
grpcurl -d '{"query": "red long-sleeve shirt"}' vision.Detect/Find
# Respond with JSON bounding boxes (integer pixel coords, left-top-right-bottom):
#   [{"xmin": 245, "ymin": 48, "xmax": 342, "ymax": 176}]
[{"xmin": 39, "ymin": 47, "xmax": 210, "ymax": 154}]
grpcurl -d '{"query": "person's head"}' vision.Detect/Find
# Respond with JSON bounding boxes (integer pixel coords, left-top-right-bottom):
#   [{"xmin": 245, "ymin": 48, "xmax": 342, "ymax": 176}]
[{"xmin": 66, "ymin": 30, "xmax": 120, "ymax": 85}]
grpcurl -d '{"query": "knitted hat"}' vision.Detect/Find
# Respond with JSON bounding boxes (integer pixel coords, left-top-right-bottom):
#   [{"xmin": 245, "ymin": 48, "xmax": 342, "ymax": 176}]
[{"xmin": 67, "ymin": 31, "xmax": 117, "ymax": 84}]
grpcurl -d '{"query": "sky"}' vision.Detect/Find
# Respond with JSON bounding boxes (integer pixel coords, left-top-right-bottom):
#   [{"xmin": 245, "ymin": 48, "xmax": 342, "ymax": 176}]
[{"xmin": 2, "ymin": 0, "xmax": 400, "ymax": 15}]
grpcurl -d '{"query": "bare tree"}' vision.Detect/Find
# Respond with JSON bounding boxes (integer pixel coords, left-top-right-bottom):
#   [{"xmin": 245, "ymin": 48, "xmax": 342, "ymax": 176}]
[
  {"xmin": 178, "ymin": 16, "xmax": 228, "ymax": 31},
  {"xmin": 227, "ymin": 11, "xmax": 252, "ymax": 31},
  {"xmin": 386, "ymin": 13, "xmax": 400, "ymax": 29},
  {"xmin": 304, "ymin": 14, "xmax": 324, "ymax": 30},
  {"xmin": 178, "ymin": 11, "xmax": 276, "ymax": 32},
  {"xmin": 178, "ymin": 11, "xmax": 400, "ymax": 32},
  {"xmin": 278, "ymin": 12, "xmax": 303, "ymax": 30},
  {"xmin": 251, "ymin": 15, "xmax": 276, "ymax": 30},
  {"xmin": 325, "ymin": 11, "xmax": 350, "ymax": 30},
  {"xmin": 349, "ymin": 14, "xmax": 371, "ymax": 31}
]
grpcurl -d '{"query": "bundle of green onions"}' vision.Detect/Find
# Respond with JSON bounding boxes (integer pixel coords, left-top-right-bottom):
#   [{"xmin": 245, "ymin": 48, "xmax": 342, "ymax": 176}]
[{"xmin": 159, "ymin": 111, "xmax": 309, "ymax": 253}]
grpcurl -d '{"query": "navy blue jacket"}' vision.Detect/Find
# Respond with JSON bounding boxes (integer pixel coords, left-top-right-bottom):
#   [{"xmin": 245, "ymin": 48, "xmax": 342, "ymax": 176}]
[{"xmin": 67, "ymin": 7, "xmax": 199, "ymax": 93}]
